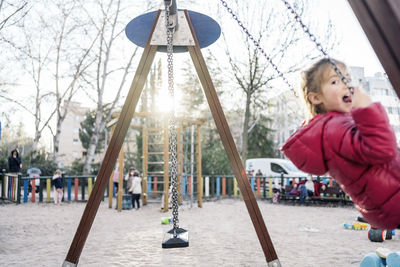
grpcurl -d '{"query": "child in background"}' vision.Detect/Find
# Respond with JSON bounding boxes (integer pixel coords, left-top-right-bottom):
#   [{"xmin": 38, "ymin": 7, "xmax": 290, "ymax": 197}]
[
  {"xmin": 112, "ymin": 166, "xmax": 119, "ymax": 195},
  {"xmin": 129, "ymin": 171, "xmax": 142, "ymax": 210},
  {"xmin": 282, "ymin": 58, "xmax": 400, "ymax": 229},
  {"xmin": 52, "ymin": 169, "xmax": 63, "ymax": 205}
]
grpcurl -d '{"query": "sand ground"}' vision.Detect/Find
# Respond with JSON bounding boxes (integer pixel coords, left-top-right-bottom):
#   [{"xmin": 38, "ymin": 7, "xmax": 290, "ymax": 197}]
[{"xmin": 0, "ymin": 199, "xmax": 398, "ymax": 267}]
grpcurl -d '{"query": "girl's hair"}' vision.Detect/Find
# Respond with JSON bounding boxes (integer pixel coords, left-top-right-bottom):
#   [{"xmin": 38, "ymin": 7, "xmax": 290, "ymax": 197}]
[
  {"xmin": 54, "ymin": 169, "xmax": 62, "ymax": 175},
  {"xmin": 301, "ymin": 58, "xmax": 346, "ymax": 116}
]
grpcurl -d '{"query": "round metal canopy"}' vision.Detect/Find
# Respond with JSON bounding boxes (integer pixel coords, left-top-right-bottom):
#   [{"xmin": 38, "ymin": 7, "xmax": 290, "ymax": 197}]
[{"xmin": 125, "ymin": 10, "xmax": 221, "ymax": 53}]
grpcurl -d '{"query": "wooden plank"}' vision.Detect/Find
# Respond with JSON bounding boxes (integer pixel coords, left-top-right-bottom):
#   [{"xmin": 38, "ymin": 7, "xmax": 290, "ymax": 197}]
[
  {"xmin": 348, "ymin": 0, "xmax": 400, "ymax": 97},
  {"xmin": 64, "ymin": 12, "xmax": 161, "ymax": 265},
  {"xmin": 185, "ymin": 10, "xmax": 279, "ymax": 265}
]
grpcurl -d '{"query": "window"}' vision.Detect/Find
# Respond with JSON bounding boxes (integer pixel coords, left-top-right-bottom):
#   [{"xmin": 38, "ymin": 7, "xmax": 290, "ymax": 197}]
[
  {"xmin": 72, "ymin": 151, "xmax": 78, "ymax": 157},
  {"xmin": 73, "ymin": 138, "xmax": 79, "ymax": 145},
  {"xmin": 74, "ymin": 115, "xmax": 80, "ymax": 121},
  {"xmin": 270, "ymin": 163, "xmax": 288, "ymax": 174},
  {"xmin": 73, "ymin": 127, "xmax": 79, "ymax": 133}
]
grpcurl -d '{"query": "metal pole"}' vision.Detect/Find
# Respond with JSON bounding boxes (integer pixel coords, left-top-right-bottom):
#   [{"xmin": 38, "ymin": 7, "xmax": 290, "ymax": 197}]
[{"xmin": 190, "ymin": 125, "xmax": 194, "ymax": 208}]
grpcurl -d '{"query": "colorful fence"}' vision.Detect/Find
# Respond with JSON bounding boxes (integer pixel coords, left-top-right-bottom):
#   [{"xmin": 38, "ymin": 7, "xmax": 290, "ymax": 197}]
[
  {"xmin": 0, "ymin": 173, "xmax": 21, "ymax": 202},
  {"xmin": 144, "ymin": 174, "xmax": 311, "ymax": 200},
  {"xmin": 0, "ymin": 173, "xmax": 99, "ymax": 204},
  {"xmin": 0, "ymin": 171, "xmax": 347, "ymax": 204}
]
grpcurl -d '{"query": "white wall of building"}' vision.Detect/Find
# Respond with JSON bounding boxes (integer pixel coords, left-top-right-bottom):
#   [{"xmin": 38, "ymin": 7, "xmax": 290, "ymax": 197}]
[{"xmin": 58, "ymin": 101, "xmax": 89, "ymax": 167}]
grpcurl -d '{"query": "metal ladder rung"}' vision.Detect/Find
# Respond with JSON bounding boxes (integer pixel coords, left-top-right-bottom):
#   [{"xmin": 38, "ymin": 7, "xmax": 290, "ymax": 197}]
[
  {"xmin": 148, "ymin": 143, "xmax": 164, "ymax": 145},
  {"xmin": 148, "ymin": 161, "xmax": 168, "ymax": 164},
  {"xmin": 147, "ymin": 128, "xmax": 164, "ymax": 131},
  {"xmin": 147, "ymin": 171, "xmax": 165, "ymax": 174}
]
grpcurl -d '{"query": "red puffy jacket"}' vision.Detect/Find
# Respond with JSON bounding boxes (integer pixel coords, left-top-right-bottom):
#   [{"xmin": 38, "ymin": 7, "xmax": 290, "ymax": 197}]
[{"xmin": 282, "ymin": 103, "xmax": 400, "ymax": 229}]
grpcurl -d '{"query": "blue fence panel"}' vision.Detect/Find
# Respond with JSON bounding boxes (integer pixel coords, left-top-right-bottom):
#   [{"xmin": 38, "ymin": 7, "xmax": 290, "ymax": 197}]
[
  {"xmin": 216, "ymin": 177, "xmax": 220, "ymax": 196},
  {"xmin": 182, "ymin": 176, "xmax": 187, "ymax": 196},
  {"xmin": 251, "ymin": 177, "xmax": 255, "ymax": 192},
  {"xmin": 23, "ymin": 179, "xmax": 28, "ymax": 203},
  {"xmin": 147, "ymin": 176, "xmax": 152, "ymax": 197},
  {"xmin": 67, "ymin": 178, "xmax": 72, "ymax": 201}
]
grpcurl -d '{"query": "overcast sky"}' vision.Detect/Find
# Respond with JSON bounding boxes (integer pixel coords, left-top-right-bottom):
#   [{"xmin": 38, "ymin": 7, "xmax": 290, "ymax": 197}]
[{"xmin": 315, "ymin": 0, "xmax": 384, "ymax": 76}]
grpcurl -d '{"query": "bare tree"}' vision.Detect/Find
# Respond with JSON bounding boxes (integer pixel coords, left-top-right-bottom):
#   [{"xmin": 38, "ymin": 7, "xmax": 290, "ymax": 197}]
[
  {"xmin": 0, "ymin": 0, "xmax": 29, "ymax": 33},
  {"xmin": 219, "ymin": 0, "xmax": 336, "ymax": 165},
  {"xmin": 0, "ymin": 1, "xmax": 30, "ymax": 127},
  {"xmin": 1, "ymin": 0, "xmax": 101, "ymax": 158},
  {"xmin": 80, "ymin": 0, "xmax": 153, "ymax": 174},
  {"xmin": 50, "ymin": 0, "xmax": 99, "ymax": 162}
]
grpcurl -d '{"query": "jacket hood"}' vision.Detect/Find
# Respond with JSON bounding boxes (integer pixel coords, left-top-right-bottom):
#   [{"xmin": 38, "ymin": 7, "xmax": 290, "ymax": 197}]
[
  {"xmin": 281, "ymin": 113, "xmax": 333, "ymax": 175},
  {"xmin": 10, "ymin": 149, "xmax": 19, "ymax": 157}
]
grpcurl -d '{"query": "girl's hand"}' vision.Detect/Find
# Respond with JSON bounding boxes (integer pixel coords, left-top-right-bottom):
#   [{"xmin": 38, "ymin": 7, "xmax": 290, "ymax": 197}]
[{"xmin": 352, "ymin": 86, "xmax": 372, "ymax": 108}]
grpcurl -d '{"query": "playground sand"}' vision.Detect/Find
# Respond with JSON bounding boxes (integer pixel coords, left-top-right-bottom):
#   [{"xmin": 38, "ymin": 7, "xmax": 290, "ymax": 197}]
[{"xmin": 0, "ymin": 200, "xmax": 399, "ymax": 267}]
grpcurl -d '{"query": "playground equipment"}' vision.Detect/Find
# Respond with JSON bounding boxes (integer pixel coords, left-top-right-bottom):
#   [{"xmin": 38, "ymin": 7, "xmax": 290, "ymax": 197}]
[
  {"xmin": 368, "ymin": 228, "xmax": 394, "ymax": 243},
  {"xmin": 343, "ymin": 222, "xmax": 368, "ymax": 230},
  {"xmin": 106, "ymin": 111, "xmax": 204, "ymax": 211},
  {"xmin": 139, "ymin": 112, "xmax": 204, "ymax": 210},
  {"xmin": 63, "ymin": 0, "xmax": 278, "ymax": 264},
  {"xmin": 62, "ymin": 0, "xmax": 400, "ymax": 266}
]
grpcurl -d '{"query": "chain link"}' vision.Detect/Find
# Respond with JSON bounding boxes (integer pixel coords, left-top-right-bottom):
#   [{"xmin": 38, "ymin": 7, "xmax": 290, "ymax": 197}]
[
  {"xmin": 218, "ymin": 0, "xmax": 298, "ymax": 97},
  {"xmin": 279, "ymin": 0, "xmax": 354, "ymax": 94},
  {"xmin": 164, "ymin": 1, "xmax": 179, "ymax": 238},
  {"xmin": 219, "ymin": 0, "xmax": 354, "ymax": 95}
]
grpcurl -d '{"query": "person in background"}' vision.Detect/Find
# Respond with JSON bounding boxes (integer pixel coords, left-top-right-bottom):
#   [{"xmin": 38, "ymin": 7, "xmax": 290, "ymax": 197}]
[
  {"xmin": 52, "ymin": 169, "xmax": 63, "ymax": 205},
  {"xmin": 299, "ymin": 175, "xmax": 314, "ymax": 205},
  {"xmin": 288, "ymin": 183, "xmax": 300, "ymax": 197},
  {"xmin": 112, "ymin": 164, "xmax": 120, "ymax": 195},
  {"xmin": 8, "ymin": 149, "xmax": 22, "ymax": 173},
  {"xmin": 125, "ymin": 166, "xmax": 137, "ymax": 208},
  {"xmin": 129, "ymin": 170, "xmax": 142, "ymax": 210},
  {"xmin": 319, "ymin": 183, "xmax": 328, "ymax": 197}
]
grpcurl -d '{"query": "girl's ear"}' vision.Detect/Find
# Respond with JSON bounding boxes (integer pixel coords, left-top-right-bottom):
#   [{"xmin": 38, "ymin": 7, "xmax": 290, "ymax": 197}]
[{"xmin": 307, "ymin": 92, "xmax": 323, "ymax": 105}]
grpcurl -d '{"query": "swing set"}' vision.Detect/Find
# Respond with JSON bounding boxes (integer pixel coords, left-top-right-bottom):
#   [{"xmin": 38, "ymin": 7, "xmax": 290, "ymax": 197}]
[{"xmin": 62, "ymin": 0, "xmax": 400, "ymax": 266}]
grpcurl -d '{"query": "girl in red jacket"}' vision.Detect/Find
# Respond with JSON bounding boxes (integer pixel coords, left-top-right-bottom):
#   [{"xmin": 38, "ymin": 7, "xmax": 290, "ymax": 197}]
[{"xmin": 282, "ymin": 58, "xmax": 400, "ymax": 230}]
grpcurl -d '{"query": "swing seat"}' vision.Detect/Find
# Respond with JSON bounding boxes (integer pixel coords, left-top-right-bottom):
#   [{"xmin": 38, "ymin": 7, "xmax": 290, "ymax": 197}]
[{"xmin": 162, "ymin": 228, "xmax": 189, "ymax": 248}]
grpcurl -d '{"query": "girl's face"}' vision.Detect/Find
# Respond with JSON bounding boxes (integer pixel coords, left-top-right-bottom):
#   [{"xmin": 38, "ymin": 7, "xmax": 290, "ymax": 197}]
[{"xmin": 309, "ymin": 66, "xmax": 353, "ymax": 113}]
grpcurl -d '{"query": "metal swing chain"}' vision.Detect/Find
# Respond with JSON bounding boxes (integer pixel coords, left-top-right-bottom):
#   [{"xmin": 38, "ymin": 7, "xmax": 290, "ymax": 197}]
[
  {"xmin": 165, "ymin": 1, "xmax": 180, "ymax": 237},
  {"xmin": 219, "ymin": 0, "xmax": 354, "ymax": 95},
  {"xmin": 279, "ymin": 0, "xmax": 354, "ymax": 94},
  {"xmin": 218, "ymin": 0, "xmax": 298, "ymax": 97}
]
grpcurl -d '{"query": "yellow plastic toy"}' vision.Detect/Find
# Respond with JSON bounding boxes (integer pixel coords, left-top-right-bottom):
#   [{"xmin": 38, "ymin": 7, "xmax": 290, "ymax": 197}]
[{"xmin": 344, "ymin": 222, "xmax": 368, "ymax": 230}]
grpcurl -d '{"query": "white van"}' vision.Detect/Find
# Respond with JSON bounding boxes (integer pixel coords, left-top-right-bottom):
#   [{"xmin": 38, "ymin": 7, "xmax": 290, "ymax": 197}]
[{"xmin": 245, "ymin": 158, "xmax": 307, "ymax": 178}]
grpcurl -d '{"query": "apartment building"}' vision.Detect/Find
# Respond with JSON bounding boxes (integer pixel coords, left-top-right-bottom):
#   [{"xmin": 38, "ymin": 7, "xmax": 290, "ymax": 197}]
[{"xmin": 58, "ymin": 101, "xmax": 89, "ymax": 167}]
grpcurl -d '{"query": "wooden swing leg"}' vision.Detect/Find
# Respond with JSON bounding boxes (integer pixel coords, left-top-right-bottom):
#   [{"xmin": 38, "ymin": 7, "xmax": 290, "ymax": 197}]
[
  {"xmin": 63, "ymin": 42, "xmax": 158, "ymax": 266},
  {"xmin": 185, "ymin": 9, "xmax": 280, "ymax": 266}
]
